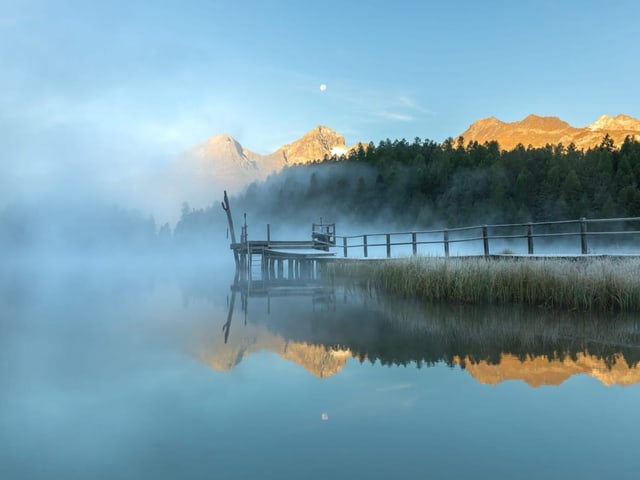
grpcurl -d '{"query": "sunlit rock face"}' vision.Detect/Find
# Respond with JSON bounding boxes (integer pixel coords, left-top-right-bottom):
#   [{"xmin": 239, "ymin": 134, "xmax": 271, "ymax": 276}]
[
  {"xmin": 459, "ymin": 113, "xmax": 640, "ymax": 151},
  {"xmin": 456, "ymin": 353, "xmax": 640, "ymax": 387},
  {"xmin": 588, "ymin": 114, "xmax": 640, "ymax": 132},
  {"xmin": 275, "ymin": 125, "xmax": 357, "ymax": 165}
]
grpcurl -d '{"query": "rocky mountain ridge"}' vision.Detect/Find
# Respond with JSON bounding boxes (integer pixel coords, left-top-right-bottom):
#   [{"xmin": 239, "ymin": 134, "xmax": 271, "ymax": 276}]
[{"xmin": 459, "ymin": 113, "xmax": 640, "ymax": 151}]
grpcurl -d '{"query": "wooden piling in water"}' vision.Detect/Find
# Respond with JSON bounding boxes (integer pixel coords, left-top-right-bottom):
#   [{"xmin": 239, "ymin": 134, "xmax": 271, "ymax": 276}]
[
  {"xmin": 482, "ymin": 225, "xmax": 489, "ymax": 257},
  {"xmin": 444, "ymin": 230, "xmax": 449, "ymax": 257}
]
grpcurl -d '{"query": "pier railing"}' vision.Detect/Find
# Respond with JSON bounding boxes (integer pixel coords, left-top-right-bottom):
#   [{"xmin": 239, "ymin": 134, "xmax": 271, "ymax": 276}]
[{"xmin": 316, "ymin": 217, "xmax": 640, "ymax": 258}]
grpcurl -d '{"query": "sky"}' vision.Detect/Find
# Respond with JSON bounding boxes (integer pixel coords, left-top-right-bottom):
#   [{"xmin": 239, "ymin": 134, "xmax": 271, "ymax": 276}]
[{"xmin": 2, "ymin": 0, "xmax": 640, "ymax": 214}]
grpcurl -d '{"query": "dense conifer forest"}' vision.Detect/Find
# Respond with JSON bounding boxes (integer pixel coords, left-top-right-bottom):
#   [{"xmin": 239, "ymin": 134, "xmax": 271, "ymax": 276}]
[{"xmin": 229, "ymin": 134, "xmax": 640, "ymax": 230}]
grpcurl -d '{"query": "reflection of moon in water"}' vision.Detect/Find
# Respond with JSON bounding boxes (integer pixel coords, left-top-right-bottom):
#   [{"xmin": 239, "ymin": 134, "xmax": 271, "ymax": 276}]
[
  {"xmin": 321, "ymin": 412, "xmax": 329, "ymax": 420},
  {"xmin": 319, "ymin": 84, "xmax": 327, "ymax": 92}
]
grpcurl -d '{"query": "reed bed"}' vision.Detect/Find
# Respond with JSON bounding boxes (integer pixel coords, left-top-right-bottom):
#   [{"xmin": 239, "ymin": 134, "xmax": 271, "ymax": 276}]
[{"xmin": 325, "ymin": 256, "xmax": 640, "ymax": 312}]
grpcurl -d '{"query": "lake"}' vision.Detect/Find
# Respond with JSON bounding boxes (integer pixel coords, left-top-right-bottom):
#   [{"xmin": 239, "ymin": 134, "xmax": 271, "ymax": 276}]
[{"xmin": 1, "ymin": 258, "xmax": 639, "ymax": 479}]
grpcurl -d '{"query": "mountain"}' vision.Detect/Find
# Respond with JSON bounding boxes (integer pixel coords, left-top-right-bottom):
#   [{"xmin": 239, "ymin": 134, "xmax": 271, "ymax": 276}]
[
  {"xmin": 459, "ymin": 113, "xmax": 640, "ymax": 151},
  {"xmin": 180, "ymin": 125, "xmax": 359, "ymax": 195},
  {"xmin": 181, "ymin": 133, "xmax": 286, "ymax": 193},
  {"xmin": 276, "ymin": 125, "xmax": 352, "ymax": 163}
]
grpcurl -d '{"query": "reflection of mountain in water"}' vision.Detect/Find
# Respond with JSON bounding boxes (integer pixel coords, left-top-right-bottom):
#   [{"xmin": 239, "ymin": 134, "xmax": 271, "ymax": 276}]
[
  {"xmin": 191, "ymin": 278, "xmax": 640, "ymax": 387},
  {"xmin": 458, "ymin": 353, "xmax": 640, "ymax": 387},
  {"xmin": 200, "ymin": 333, "xmax": 351, "ymax": 379}
]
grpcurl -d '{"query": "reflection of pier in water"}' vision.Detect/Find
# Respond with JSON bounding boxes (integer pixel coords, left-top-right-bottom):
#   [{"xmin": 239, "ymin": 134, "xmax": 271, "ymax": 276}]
[
  {"xmin": 223, "ymin": 272, "xmax": 336, "ymax": 344},
  {"xmin": 214, "ymin": 272, "xmax": 640, "ymax": 386}
]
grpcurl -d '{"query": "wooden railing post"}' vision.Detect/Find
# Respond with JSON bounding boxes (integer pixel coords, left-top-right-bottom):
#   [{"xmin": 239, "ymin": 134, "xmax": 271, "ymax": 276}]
[
  {"xmin": 386, "ymin": 233, "xmax": 391, "ymax": 258},
  {"xmin": 412, "ymin": 232, "xmax": 417, "ymax": 256},
  {"xmin": 482, "ymin": 225, "xmax": 489, "ymax": 257},
  {"xmin": 527, "ymin": 223, "xmax": 534, "ymax": 255},
  {"xmin": 269, "ymin": 256, "xmax": 275, "ymax": 280},
  {"xmin": 363, "ymin": 235, "xmax": 368, "ymax": 258},
  {"xmin": 444, "ymin": 230, "xmax": 449, "ymax": 257},
  {"xmin": 580, "ymin": 218, "xmax": 588, "ymax": 254},
  {"xmin": 343, "ymin": 237, "xmax": 348, "ymax": 258}
]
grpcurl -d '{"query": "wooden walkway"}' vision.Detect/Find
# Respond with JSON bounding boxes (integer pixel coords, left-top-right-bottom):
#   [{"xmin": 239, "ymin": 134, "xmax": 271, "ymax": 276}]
[
  {"xmin": 233, "ymin": 240, "xmax": 335, "ymax": 283},
  {"xmin": 223, "ymin": 191, "xmax": 336, "ymax": 283}
]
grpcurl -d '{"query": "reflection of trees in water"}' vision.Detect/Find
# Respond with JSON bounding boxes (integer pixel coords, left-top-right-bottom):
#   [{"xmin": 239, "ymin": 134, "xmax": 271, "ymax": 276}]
[
  {"xmin": 241, "ymin": 283, "xmax": 640, "ymax": 370},
  {"xmin": 176, "ymin": 269, "xmax": 640, "ymax": 373}
]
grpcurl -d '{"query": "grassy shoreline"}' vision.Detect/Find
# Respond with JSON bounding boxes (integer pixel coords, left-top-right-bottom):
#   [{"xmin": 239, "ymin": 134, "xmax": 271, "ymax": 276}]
[{"xmin": 324, "ymin": 256, "xmax": 640, "ymax": 312}]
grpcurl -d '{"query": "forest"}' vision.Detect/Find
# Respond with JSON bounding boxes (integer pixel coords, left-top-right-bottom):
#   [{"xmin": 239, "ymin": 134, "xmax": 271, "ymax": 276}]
[{"xmin": 226, "ymin": 134, "xmax": 640, "ymax": 231}]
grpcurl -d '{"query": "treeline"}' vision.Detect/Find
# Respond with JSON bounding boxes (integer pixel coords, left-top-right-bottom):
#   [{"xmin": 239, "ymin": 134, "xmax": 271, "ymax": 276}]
[
  {"xmin": 233, "ymin": 134, "xmax": 640, "ymax": 229},
  {"xmin": 0, "ymin": 202, "xmax": 171, "ymax": 254}
]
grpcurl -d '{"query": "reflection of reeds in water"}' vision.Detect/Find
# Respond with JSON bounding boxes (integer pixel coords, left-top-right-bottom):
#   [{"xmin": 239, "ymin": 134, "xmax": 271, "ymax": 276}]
[{"xmin": 326, "ymin": 256, "xmax": 640, "ymax": 312}]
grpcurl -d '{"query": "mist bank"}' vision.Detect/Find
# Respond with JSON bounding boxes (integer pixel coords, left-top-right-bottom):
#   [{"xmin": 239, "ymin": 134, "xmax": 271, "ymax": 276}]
[{"xmin": 0, "ymin": 197, "xmax": 233, "ymax": 265}]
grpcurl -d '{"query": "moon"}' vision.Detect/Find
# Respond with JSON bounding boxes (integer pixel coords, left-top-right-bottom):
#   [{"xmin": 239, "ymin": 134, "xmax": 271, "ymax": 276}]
[{"xmin": 319, "ymin": 84, "xmax": 327, "ymax": 92}]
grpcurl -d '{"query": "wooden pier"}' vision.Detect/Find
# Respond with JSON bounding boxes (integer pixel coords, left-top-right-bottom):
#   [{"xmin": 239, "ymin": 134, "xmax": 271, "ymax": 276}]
[
  {"xmin": 222, "ymin": 191, "xmax": 336, "ymax": 284},
  {"xmin": 223, "ymin": 191, "xmax": 640, "ymax": 266}
]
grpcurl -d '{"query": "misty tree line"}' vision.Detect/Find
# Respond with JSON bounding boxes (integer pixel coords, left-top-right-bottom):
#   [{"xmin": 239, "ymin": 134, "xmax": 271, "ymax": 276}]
[
  {"xmin": 0, "ymin": 202, "xmax": 171, "ymax": 252},
  {"xmin": 232, "ymin": 133, "xmax": 640, "ymax": 229},
  {"xmin": 0, "ymin": 196, "xmax": 226, "ymax": 253}
]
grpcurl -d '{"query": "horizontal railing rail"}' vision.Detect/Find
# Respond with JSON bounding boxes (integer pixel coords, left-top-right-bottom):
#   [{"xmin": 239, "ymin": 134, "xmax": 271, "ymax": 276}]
[{"xmin": 327, "ymin": 216, "xmax": 640, "ymax": 258}]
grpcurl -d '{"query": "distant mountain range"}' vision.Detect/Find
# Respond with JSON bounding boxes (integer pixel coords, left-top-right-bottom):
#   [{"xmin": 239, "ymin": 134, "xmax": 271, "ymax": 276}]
[
  {"xmin": 459, "ymin": 113, "xmax": 640, "ymax": 151},
  {"xmin": 177, "ymin": 114, "xmax": 640, "ymax": 199}
]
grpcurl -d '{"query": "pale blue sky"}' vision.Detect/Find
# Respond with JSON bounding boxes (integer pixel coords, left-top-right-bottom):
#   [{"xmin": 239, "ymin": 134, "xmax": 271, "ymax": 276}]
[{"xmin": 2, "ymin": 0, "xmax": 639, "ymax": 205}]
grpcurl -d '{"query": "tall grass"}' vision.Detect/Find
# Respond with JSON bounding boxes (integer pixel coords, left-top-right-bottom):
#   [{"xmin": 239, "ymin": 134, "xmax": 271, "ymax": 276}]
[{"xmin": 324, "ymin": 256, "xmax": 640, "ymax": 312}]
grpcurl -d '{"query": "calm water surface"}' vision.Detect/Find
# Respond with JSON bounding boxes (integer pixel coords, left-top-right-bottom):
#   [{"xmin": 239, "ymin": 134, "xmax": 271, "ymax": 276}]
[{"xmin": 1, "ymin": 259, "xmax": 639, "ymax": 479}]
